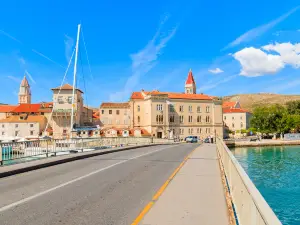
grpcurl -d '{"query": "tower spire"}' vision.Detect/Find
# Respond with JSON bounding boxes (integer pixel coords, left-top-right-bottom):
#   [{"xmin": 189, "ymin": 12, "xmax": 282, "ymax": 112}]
[
  {"xmin": 185, "ymin": 69, "xmax": 196, "ymax": 94},
  {"xmin": 19, "ymin": 75, "xmax": 31, "ymax": 104}
]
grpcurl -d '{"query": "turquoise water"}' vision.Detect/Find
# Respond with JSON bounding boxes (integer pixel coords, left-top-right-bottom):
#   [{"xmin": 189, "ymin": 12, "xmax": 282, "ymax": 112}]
[{"xmin": 231, "ymin": 146, "xmax": 300, "ymax": 225}]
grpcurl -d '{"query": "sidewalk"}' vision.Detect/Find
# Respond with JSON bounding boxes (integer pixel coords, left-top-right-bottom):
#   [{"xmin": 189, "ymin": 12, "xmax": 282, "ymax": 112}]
[{"xmin": 140, "ymin": 144, "xmax": 230, "ymax": 225}]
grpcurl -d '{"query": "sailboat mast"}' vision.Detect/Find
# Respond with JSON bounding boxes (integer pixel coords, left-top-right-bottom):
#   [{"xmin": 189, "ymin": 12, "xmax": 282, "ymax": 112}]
[{"xmin": 70, "ymin": 24, "xmax": 81, "ymax": 135}]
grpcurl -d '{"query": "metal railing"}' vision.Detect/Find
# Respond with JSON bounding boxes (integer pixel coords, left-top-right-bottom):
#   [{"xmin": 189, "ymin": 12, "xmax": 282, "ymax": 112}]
[
  {"xmin": 216, "ymin": 138, "xmax": 282, "ymax": 225},
  {"xmin": 0, "ymin": 137, "xmax": 176, "ymax": 165}
]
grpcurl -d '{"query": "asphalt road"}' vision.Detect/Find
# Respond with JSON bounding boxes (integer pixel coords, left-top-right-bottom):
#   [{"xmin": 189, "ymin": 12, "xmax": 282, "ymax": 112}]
[{"xmin": 0, "ymin": 143, "xmax": 198, "ymax": 225}]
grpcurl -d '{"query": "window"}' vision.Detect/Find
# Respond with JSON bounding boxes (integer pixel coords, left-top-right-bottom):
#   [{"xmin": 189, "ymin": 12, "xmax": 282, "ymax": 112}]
[
  {"xmin": 241, "ymin": 122, "xmax": 243, "ymax": 128},
  {"xmin": 197, "ymin": 106, "xmax": 201, "ymax": 113},
  {"xmin": 197, "ymin": 128, "xmax": 200, "ymax": 133},
  {"xmin": 169, "ymin": 105, "xmax": 175, "ymax": 112},
  {"xmin": 232, "ymin": 116, "xmax": 234, "ymax": 120},
  {"xmin": 240, "ymin": 116, "xmax": 243, "ymax": 120},
  {"xmin": 179, "ymin": 105, "xmax": 184, "ymax": 112},
  {"xmin": 188, "ymin": 105, "xmax": 192, "ymax": 112},
  {"xmin": 15, "ymin": 124, "xmax": 18, "ymax": 128},
  {"xmin": 102, "ymin": 110, "xmax": 104, "ymax": 114},
  {"xmin": 169, "ymin": 115, "xmax": 175, "ymax": 123},
  {"xmin": 30, "ymin": 124, "xmax": 34, "ymax": 128},
  {"xmin": 138, "ymin": 116, "xmax": 140, "ymax": 123},
  {"xmin": 180, "ymin": 115, "xmax": 184, "ymax": 123},
  {"xmin": 137, "ymin": 105, "xmax": 140, "ymax": 112},
  {"xmin": 1, "ymin": 124, "xmax": 4, "ymax": 128},
  {"xmin": 224, "ymin": 116, "xmax": 226, "ymax": 120},
  {"xmin": 197, "ymin": 116, "xmax": 201, "ymax": 123},
  {"xmin": 156, "ymin": 104, "xmax": 163, "ymax": 111},
  {"xmin": 188, "ymin": 116, "xmax": 193, "ymax": 123},
  {"xmin": 232, "ymin": 123, "xmax": 235, "ymax": 128},
  {"xmin": 206, "ymin": 106, "xmax": 210, "ymax": 113},
  {"xmin": 41, "ymin": 112, "xmax": 44, "ymax": 115},
  {"xmin": 206, "ymin": 128, "xmax": 210, "ymax": 134},
  {"xmin": 180, "ymin": 128, "xmax": 184, "ymax": 134},
  {"xmin": 15, "ymin": 131, "xmax": 19, "ymax": 136},
  {"xmin": 109, "ymin": 110, "xmax": 112, "ymax": 115},
  {"xmin": 116, "ymin": 110, "xmax": 120, "ymax": 115},
  {"xmin": 206, "ymin": 116, "xmax": 210, "ymax": 123},
  {"xmin": 156, "ymin": 115, "xmax": 163, "ymax": 124},
  {"xmin": 30, "ymin": 131, "xmax": 34, "ymax": 135},
  {"xmin": 188, "ymin": 128, "xmax": 190, "ymax": 134},
  {"xmin": 58, "ymin": 96, "xmax": 63, "ymax": 104},
  {"xmin": 200, "ymin": 128, "xmax": 202, "ymax": 134},
  {"xmin": 2, "ymin": 132, "xmax": 4, "ymax": 135},
  {"xmin": 67, "ymin": 96, "xmax": 72, "ymax": 104},
  {"xmin": 191, "ymin": 128, "xmax": 193, "ymax": 134}
]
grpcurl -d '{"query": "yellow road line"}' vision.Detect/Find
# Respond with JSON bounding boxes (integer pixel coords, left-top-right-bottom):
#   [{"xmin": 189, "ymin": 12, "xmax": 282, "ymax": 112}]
[{"xmin": 131, "ymin": 145, "xmax": 199, "ymax": 225}]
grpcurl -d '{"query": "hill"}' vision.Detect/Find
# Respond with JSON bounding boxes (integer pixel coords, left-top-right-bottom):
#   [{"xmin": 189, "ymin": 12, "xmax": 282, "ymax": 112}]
[{"xmin": 223, "ymin": 93, "xmax": 300, "ymax": 112}]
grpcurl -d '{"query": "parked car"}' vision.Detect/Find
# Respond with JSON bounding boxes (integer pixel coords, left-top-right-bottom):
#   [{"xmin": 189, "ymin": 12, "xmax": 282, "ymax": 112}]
[
  {"xmin": 186, "ymin": 136, "xmax": 198, "ymax": 143},
  {"xmin": 204, "ymin": 138, "xmax": 210, "ymax": 143}
]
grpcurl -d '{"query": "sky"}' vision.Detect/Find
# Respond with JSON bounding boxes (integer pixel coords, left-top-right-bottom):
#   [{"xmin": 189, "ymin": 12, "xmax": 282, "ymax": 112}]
[{"xmin": 1, "ymin": 0, "xmax": 300, "ymax": 107}]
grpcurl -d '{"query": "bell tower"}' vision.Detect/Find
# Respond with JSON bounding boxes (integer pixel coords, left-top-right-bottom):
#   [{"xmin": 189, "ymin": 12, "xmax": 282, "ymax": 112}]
[
  {"xmin": 18, "ymin": 75, "xmax": 31, "ymax": 104},
  {"xmin": 185, "ymin": 69, "xmax": 196, "ymax": 94}
]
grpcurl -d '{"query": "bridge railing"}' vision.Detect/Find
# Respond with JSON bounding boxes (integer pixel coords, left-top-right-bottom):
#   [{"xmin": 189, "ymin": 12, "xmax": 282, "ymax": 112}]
[
  {"xmin": 216, "ymin": 138, "xmax": 282, "ymax": 225},
  {"xmin": 0, "ymin": 137, "xmax": 176, "ymax": 165}
]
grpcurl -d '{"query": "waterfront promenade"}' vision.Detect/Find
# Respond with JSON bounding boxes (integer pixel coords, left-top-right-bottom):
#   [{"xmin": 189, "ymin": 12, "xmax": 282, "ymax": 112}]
[{"xmin": 137, "ymin": 144, "xmax": 230, "ymax": 225}]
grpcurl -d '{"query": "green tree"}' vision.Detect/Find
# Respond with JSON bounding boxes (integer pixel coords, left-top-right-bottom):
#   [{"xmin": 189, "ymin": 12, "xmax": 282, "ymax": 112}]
[{"xmin": 286, "ymin": 100, "xmax": 300, "ymax": 115}]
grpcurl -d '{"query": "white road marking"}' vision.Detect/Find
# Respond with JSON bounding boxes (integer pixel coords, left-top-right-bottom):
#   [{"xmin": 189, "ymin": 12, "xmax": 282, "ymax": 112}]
[{"xmin": 0, "ymin": 144, "xmax": 177, "ymax": 213}]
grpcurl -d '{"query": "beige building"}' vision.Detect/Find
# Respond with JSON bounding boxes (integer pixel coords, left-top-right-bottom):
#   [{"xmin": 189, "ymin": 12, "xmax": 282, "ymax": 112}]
[
  {"xmin": 50, "ymin": 84, "xmax": 93, "ymax": 138},
  {"xmin": 19, "ymin": 76, "xmax": 31, "ymax": 104},
  {"xmin": 0, "ymin": 114, "xmax": 47, "ymax": 138},
  {"xmin": 100, "ymin": 70, "xmax": 224, "ymax": 139},
  {"xmin": 223, "ymin": 101, "xmax": 252, "ymax": 132},
  {"xmin": 100, "ymin": 103, "xmax": 131, "ymax": 129}
]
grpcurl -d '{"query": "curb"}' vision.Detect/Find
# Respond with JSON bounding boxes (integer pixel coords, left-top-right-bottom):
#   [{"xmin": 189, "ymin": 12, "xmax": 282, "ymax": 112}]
[{"xmin": 0, "ymin": 144, "xmax": 169, "ymax": 178}]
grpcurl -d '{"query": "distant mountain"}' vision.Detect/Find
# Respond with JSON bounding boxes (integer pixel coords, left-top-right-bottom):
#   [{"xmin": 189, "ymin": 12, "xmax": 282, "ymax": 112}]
[{"xmin": 222, "ymin": 93, "xmax": 300, "ymax": 112}]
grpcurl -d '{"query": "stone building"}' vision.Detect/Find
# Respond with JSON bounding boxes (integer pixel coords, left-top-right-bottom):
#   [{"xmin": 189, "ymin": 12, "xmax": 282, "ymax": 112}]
[
  {"xmin": 222, "ymin": 101, "xmax": 252, "ymax": 132},
  {"xmin": 18, "ymin": 76, "xmax": 31, "ymax": 104},
  {"xmin": 99, "ymin": 69, "xmax": 224, "ymax": 139}
]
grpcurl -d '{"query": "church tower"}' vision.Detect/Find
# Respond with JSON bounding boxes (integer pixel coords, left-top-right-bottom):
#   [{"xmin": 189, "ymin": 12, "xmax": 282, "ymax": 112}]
[
  {"xmin": 18, "ymin": 75, "xmax": 31, "ymax": 104},
  {"xmin": 185, "ymin": 69, "xmax": 196, "ymax": 94}
]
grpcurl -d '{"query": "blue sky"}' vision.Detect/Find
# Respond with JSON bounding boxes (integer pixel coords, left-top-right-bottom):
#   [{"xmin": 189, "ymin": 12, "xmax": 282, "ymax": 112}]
[{"xmin": 1, "ymin": 0, "xmax": 300, "ymax": 107}]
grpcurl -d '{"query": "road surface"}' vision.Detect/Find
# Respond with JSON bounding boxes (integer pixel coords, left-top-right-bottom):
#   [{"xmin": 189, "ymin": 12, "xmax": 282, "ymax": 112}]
[{"xmin": 0, "ymin": 144, "xmax": 198, "ymax": 225}]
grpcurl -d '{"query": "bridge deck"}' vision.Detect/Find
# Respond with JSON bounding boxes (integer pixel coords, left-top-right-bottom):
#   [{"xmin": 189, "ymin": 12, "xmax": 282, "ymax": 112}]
[{"xmin": 139, "ymin": 144, "xmax": 230, "ymax": 225}]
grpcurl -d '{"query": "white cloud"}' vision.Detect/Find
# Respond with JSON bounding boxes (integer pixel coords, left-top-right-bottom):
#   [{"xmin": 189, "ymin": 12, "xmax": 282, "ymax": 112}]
[
  {"xmin": 109, "ymin": 15, "xmax": 178, "ymax": 101},
  {"xmin": 208, "ymin": 68, "xmax": 224, "ymax": 74},
  {"xmin": 64, "ymin": 34, "xmax": 74, "ymax": 63},
  {"xmin": 25, "ymin": 70, "xmax": 36, "ymax": 84},
  {"xmin": 223, "ymin": 6, "xmax": 300, "ymax": 50},
  {"xmin": 198, "ymin": 75, "xmax": 238, "ymax": 92},
  {"xmin": 233, "ymin": 47, "xmax": 284, "ymax": 76},
  {"xmin": 7, "ymin": 76, "xmax": 21, "ymax": 83},
  {"xmin": 233, "ymin": 42, "xmax": 300, "ymax": 76},
  {"xmin": 19, "ymin": 57, "xmax": 26, "ymax": 66},
  {"xmin": 263, "ymin": 42, "xmax": 300, "ymax": 68}
]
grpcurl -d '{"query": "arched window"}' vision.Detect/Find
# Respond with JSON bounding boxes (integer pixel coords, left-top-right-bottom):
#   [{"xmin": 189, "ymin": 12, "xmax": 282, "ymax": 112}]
[
  {"xmin": 156, "ymin": 115, "xmax": 159, "ymax": 123},
  {"xmin": 206, "ymin": 106, "xmax": 210, "ymax": 113},
  {"xmin": 197, "ymin": 106, "xmax": 200, "ymax": 113},
  {"xmin": 197, "ymin": 116, "xmax": 201, "ymax": 123}
]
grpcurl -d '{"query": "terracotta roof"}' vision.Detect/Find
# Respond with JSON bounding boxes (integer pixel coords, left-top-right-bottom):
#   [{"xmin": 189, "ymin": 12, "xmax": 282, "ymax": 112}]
[
  {"xmin": 223, "ymin": 108, "xmax": 249, "ymax": 113},
  {"xmin": 222, "ymin": 101, "xmax": 236, "ymax": 109},
  {"xmin": 100, "ymin": 102, "xmax": 130, "ymax": 108},
  {"xmin": 130, "ymin": 91, "xmax": 213, "ymax": 101},
  {"xmin": 0, "ymin": 105, "xmax": 17, "ymax": 113},
  {"xmin": 185, "ymin": 69, "xmax": 195, "ymax": 85},
  {"xmin": 12, "ymin": 104, "xmax": 41, "ymax": 113},
  {"xmin": 21, "ymin": 76, "xmax": 30, "ymax": 87},
  {"xmin": 51, "ymin": 84, "xmax": 83, "ymax": 93},
  {"xmin": 40, "ymin": 102, "xmax": 53, "ymax": 108},
  {"xmin": 0, "ymin": 115, "xmax": 47, "ymax": 126}
]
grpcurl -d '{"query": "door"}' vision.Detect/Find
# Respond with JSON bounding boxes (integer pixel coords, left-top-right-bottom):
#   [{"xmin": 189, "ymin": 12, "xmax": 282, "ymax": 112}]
[{"xmin": 157, "ymin": 132, "xmax": 162, "ymax": 138}]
